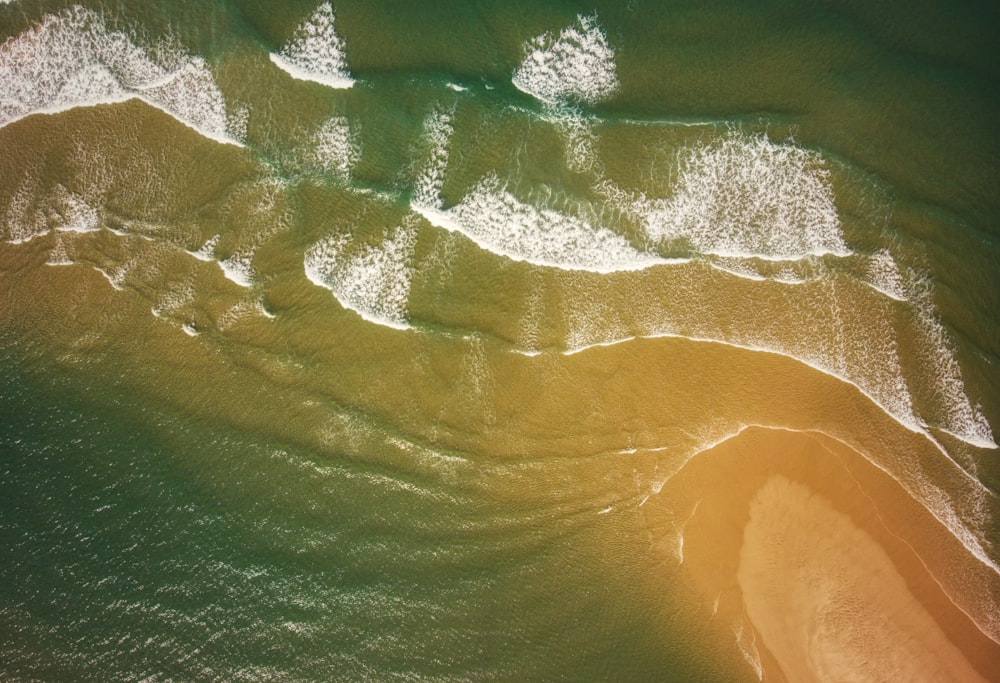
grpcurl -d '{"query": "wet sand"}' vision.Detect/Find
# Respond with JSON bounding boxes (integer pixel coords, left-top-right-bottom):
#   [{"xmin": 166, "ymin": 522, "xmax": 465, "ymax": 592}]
[
  {"xmin": 739, "ymin": 474, "xmax": 984, "ymax": 682},
  {"xmin": 644, "ymin": 426, "xmax": 1000, "ymax": 681}
]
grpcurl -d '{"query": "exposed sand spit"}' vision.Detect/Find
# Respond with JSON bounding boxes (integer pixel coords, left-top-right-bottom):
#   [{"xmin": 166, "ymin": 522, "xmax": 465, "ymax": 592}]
[{"xmin": 738, "ymin": 475, "xmax": 984, "ymax": 682}]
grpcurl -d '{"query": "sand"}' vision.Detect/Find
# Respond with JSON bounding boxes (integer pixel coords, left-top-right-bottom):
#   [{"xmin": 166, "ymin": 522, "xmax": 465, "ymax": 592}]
[
  {"xmin": 636, "ymin": 420, "xmax": 1000, "ymax": 681},
  {"xmin": 738, "ymin": 475, "xmax": 985, "ymax": 682}
]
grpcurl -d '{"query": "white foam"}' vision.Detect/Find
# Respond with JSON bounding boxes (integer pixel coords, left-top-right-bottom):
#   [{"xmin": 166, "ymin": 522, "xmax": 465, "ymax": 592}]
[
  {"xmin": 46, "ymin": 235, "xmax": 73, "ymax": 266},
  {"xmin": 905, "ymin": 274, "xmax": 996, "ymax": 448},
  {"xmin": 411, "ymin": 107, "xmax": 454, "ymax": 210},
  {"xmin": 414, "ymin": 175, "xmax": 669, "ymax": 272},
  {"xmin": 5, "ymin": 182, "xmax": 99, "ymax": 243},
  {"xmin": 771, "ymin": 264, "xmax": 807, "ymax": 284},
  {"xmin": 92, "ymin": 265, "xmax": 124, "ymax": 290},
  {"xmin": 731, "ymin": 618, "xmax": 764, "ymax": 681},
  {"xmin": 0, "ymin": 6, "xmax": 242, "ymax": 145},
  {"xmin": 865, "ymin": 248, "xmax": 908, "ymax": 302},
  {"xmin": 644, "ymin": 133, "xmax": 849, "ymax": 260},
  {"xmin": 557, "ymin": 318, "xmax": 923, "ymax": 444},
  {"xmin": 188, "ymin": 234, "xmax": 254, "ymax": 286},
  {"xmin": 218, "ymin": 252, "xmax": 255, "ymax": 287},
  {"xmin": 134, "ymin": 59, "xmax": 235, "ymax": 143},
  {"xmin": 188, "ymin": 234, "xmax": 219, "ymax": 262},
  {"xmin": 218, "ymin": 298, "xmax": 276, "ymax": 330},
  {"xmin": 512, "ymin": 14, "xmax": 618, "ymax": 105},
  {"xmin": 304, "ymin": 115, "xmax": 359, "ymax": 177},
  {"xmin": 269, "ymin": 2, "xmax": 354, "ymax": 89},
  {"xmin": 304, "ymin": 219, "xmax": 417, "ymax": 329},
  {"xmin": 151, "ymin": 280, "xmax": 195, "ymax": 318},
  {"xmin": 51, "ymin": 187, "xmax": 99, "ymax": 234},
  {"xmin": 408, "ymin": 103, "xmax": 663, "ymax": 272},
  {"xmin": 556, "ymin": 111, "xmax": 601, "ymax": 174},
  {"xmin": 707, "ymin": 257, "xmax": 768, "ymax": 282}
]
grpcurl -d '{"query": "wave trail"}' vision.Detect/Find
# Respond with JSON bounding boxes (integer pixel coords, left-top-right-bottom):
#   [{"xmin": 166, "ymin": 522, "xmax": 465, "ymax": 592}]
[
  {"xmin": 269, "ymin": 2, "xmax": 354, "ymax": 89},
  {"xmin": 304, "ymin": 116, "xmax": 359, "ymax": 178},
  {"xmin": 0, "ymin": 6, "xmax": 242, "ymax": 146},
  {"xmin": 408, "ymin": 108, "xmax": 664, "ymax": 272},
  {"xmin": 6, "ymin": 182, "xmax": 99, "ymax": 244},
  {"xmin": 411, "ymin": 107, "xmax": 454, "ymax": 210}
]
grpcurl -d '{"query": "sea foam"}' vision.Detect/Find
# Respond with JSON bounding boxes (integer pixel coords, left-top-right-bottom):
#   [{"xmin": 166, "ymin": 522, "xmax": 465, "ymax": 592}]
[
  {"xmin": 411, "ymin": 106, "xmax": 455, "ymax": 210},
  {"xmin": 304, "ymin": 115, "xmax": 359, "ymax": 177},
  {"xmin": 304, "ymin": 220, "xmax": 418, "ymax": 329},
  {"xmin": 415, "ymin": 176, "xmax": 664, "ymax": 272},
  {"xmin": 5, "ymin": 181, "xmax": 99, "ymax": 243},
  {"xmin": 410, "ymin": 108, "xmax": 660, "ymax": 272},
  {"xmin": 865, "ymin": 249, "xmax": 908, "ymax": 301},
  {"xmin": 0, "ymin": 6, "xmax": 242, "ymax": 145},
  {"xmin": 269, "ymin": 2, "xmax": 354, "ymax": 89},
  {"xmin": 512, "ymin": 15, "xmax": 618, "ymax": 106},
  {"xmin": 905, "ymin": 274, "xmax": 996, "ymax": 448},
  {"xmin": 644, "ymin": 133, "xmax": 849, "ymax": 260}
]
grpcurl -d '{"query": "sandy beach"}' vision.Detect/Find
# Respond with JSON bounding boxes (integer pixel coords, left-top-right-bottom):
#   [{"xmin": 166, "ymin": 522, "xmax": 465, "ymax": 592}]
[
  {"xmin": 739, "ymin": 474, "xmax": 984, "ymax": 682},
  {"xmin": 644, "ymin": 424, "xmax": 1000, "ymax": 681}
]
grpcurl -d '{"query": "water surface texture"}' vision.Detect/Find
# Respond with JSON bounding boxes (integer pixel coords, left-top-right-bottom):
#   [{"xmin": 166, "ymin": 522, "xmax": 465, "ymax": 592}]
[{"xmin": 1, "ymin": 1, "xmax": 999, "ymax": 680}]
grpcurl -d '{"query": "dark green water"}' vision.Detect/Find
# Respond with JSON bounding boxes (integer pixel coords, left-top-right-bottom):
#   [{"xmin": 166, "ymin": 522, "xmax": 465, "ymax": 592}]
[{"xmin": 1, "ymin": 1, "xmax": 998, "ymax": 680}]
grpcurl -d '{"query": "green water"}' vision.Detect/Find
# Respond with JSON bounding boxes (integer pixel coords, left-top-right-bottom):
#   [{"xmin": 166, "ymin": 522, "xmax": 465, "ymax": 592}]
[
  {"xmin": 0, "ymin": 349, "xmax": 746, "ymax": 681},
  {"xmin": 1, "ymin": 0, "xmax": 998, "ymax": 680}
]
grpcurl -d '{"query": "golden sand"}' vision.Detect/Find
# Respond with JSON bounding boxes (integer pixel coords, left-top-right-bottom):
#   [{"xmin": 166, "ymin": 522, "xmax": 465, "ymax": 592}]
[
  {"xmin": 645, "ymin": 426, "xmax": 1000, "ymax": 681},
  {"xmin": 739, "ymin": 474, "xmax": 984, "ymax": 682}
]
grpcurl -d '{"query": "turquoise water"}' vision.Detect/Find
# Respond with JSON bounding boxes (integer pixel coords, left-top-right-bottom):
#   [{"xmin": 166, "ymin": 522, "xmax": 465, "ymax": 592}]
[{"xmin": 1, "ymin": 1, "xmax": 998, "ymax": 680}]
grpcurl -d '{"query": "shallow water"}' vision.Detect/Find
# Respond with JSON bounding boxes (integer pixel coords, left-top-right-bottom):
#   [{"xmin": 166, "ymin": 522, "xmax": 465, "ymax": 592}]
[{"xmin": 1, "ymin": 1, "xmax": 998, "ymax": 680}]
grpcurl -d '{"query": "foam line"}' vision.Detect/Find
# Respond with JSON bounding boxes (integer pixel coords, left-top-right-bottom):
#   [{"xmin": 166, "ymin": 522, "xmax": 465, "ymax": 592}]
[
  {"xmin": 0, "ymin": 95, "xmax": 245, "ymax": 148},
  {"xmin": 865, "ymin": 249, "xmax": 908, "ymax": 302},
  {"xmin": 92, "ymin": 265, "xmax": 123, "ymax": 290},
  {"xmin": 269, "ymin": 53, "xmax": 354, "ymax": 89},
  {"xmin": 218, "ymin": 254, "xmax": 254, "ymax": 287},
  {"xmin": 6, "ymin": 184, "xmax": 100, "ymax": 243},
  {"xmin": 908, "ymin": 278, "xmax": 996, "ymax": 449},
  {"xmin": 546, "ymin": 330, "xmax": 997, "ymax": 454},
  {"xmin": 187, "ymin": 235, "xmax": 219, "ymax": 262}
]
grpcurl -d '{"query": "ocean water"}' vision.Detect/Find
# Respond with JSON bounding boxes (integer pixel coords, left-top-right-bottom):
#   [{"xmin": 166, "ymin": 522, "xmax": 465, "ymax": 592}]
[{"xmin": 1, "ymin": 1, "xmax": 998, "ymax": 680}]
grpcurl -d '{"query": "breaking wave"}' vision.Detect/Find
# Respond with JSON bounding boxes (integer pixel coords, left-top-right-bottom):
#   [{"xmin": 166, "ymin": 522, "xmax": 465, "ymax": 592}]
[
  {"xmin": 269, "ymin": 2, "xmax": 354, "ymax": 89},
  {"xmin": 512, "ymin": 15, "xmax": 618, "ymax": 106},
  {"xmin": 304, "ymin": 219, "xmax": 418, "ymax": 329},
  {"xmin": 0, "ymin": 5, "xmax": 242, "ymax": 145}
]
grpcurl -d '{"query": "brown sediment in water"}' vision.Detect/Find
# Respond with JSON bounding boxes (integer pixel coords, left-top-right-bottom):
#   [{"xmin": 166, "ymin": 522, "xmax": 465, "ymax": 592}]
[
  {"xmin": 643, "ymin": 426, "xmax": 1000, "ymax": 681},
  {"xmin": 2, "ymin": 161, "xmax": 998, "ymax": 679}
]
